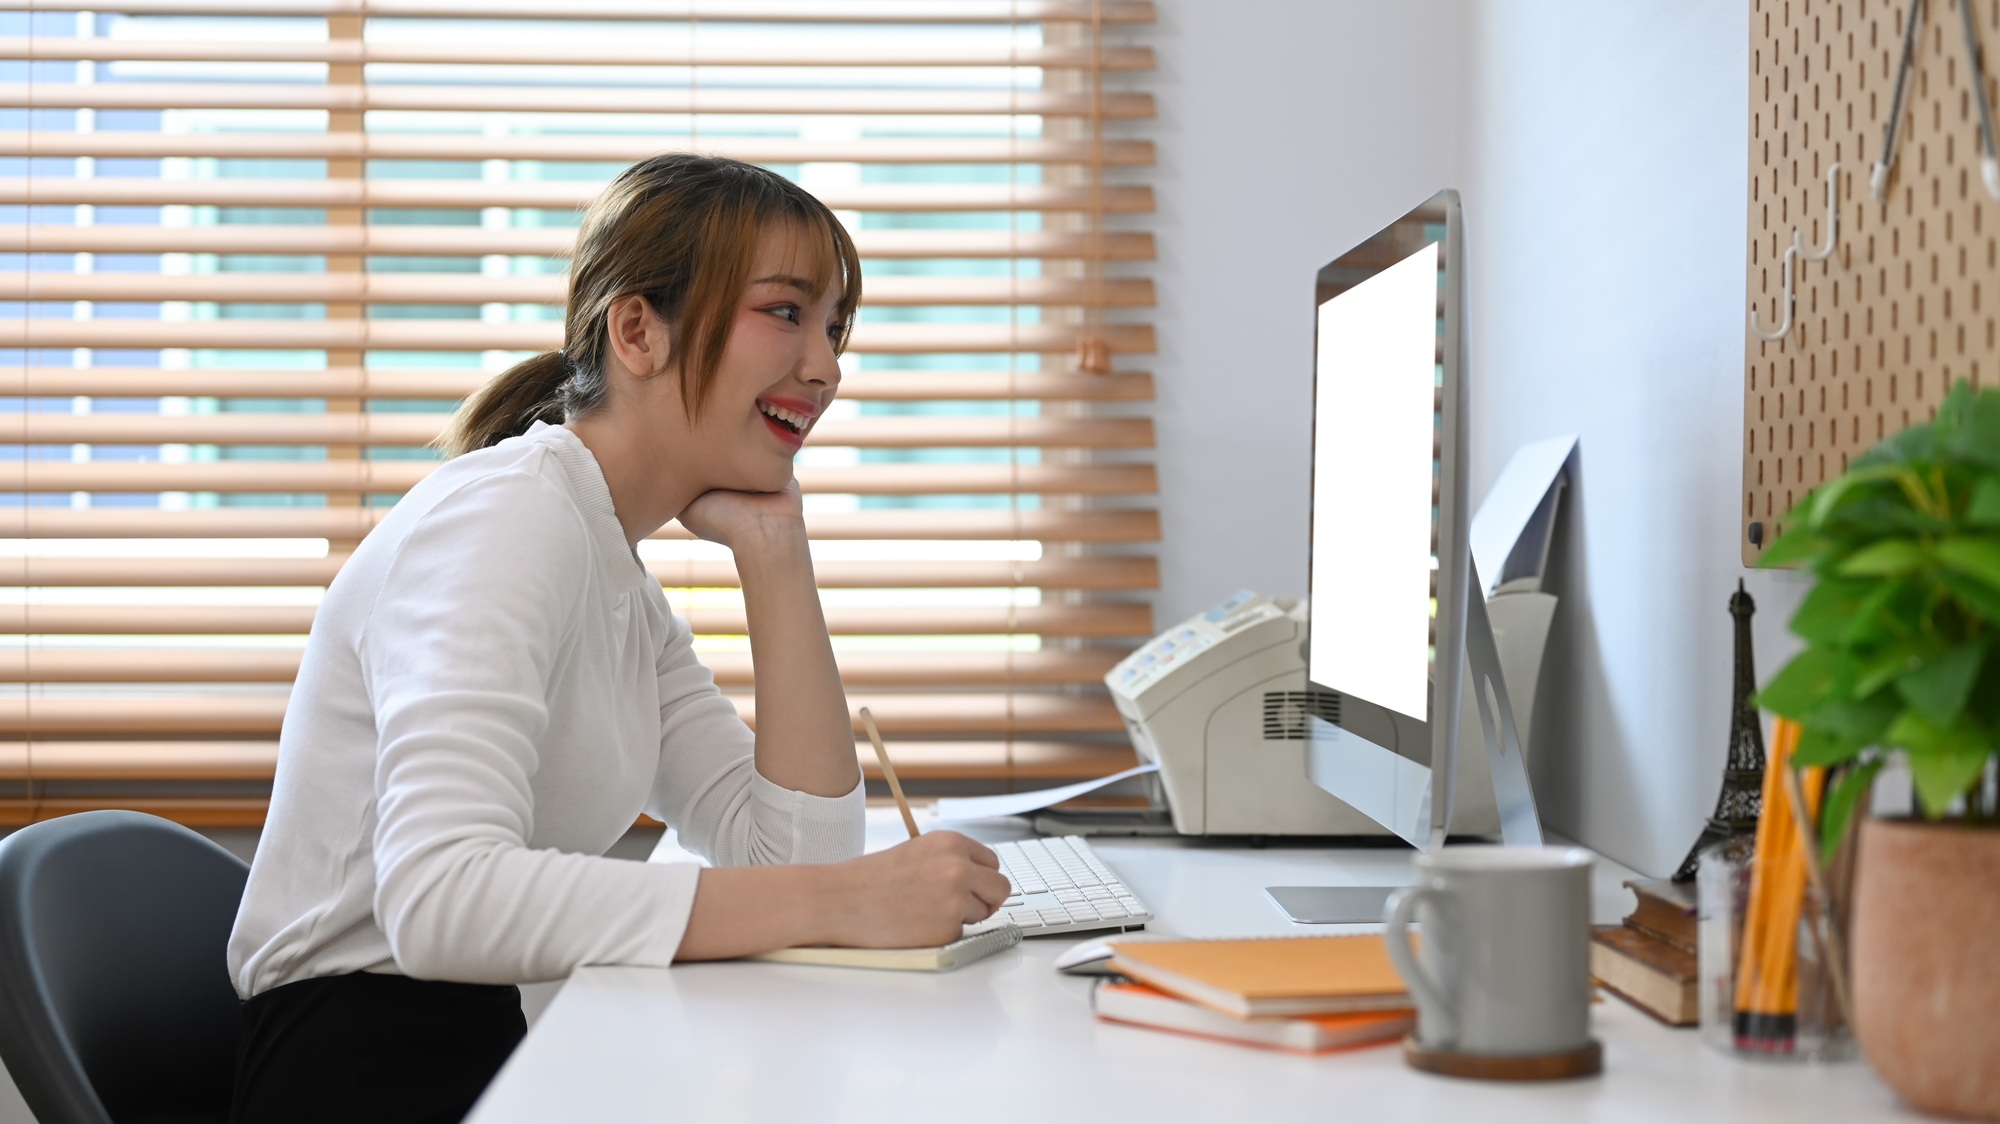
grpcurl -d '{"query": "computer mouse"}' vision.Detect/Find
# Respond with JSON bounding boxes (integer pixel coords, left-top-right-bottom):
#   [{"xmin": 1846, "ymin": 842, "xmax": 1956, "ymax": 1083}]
[{"xmin": 1053, "ymin": 937, "xmax": 1120, "ymax": 975}]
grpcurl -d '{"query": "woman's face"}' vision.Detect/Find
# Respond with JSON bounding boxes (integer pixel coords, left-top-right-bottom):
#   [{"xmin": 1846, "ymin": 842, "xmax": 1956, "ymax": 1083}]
[{"xmin": 692, "ymin": 228, "xmax": 848, "ymax": 493}]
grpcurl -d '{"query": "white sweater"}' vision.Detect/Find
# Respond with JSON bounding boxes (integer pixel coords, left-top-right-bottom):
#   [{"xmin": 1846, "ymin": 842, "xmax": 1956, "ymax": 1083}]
[{"xmin": 227, "ymin": 422, "xmax": 865, "ymax": 998}]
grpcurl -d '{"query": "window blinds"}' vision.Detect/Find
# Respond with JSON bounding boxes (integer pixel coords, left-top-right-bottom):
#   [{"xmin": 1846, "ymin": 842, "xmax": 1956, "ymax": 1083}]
[{"xmin": 1, "ymin": 0, "xmax": 1157, "ymax": 826}]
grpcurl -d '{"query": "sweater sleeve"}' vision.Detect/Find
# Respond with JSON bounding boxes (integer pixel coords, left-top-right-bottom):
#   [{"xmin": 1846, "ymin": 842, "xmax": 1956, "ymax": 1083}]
[
  {"xmin": 362, "ymin": 471, "xmax": 700, "ymax": 984},
  {"xmin": 645, "ymin": 600, "xmax": 865, "ymax": 867}
]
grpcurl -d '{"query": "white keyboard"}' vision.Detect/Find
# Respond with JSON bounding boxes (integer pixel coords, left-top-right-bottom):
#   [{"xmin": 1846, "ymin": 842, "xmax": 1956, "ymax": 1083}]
[{"xmin": 992, "ymin": 835, "xmax": 1153, "ymax": 936}]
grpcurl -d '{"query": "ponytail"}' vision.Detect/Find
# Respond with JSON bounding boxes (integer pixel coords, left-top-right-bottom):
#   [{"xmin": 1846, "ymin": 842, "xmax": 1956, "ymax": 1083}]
[{"xmin": 436, "ymin": 350, "xmax": 570, "ymax": 459}]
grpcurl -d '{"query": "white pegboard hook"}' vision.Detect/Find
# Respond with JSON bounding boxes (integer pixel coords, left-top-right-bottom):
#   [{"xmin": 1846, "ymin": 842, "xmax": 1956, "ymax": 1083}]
[
  {"xmin": 1750, "ymin": 164, "xmax": 1839, "ymax": 343},
  {"xmin": 1799, "ymin": 162, "xmax": 1840, "ymax": 262},
  {"xmin": 1749, "ymin": 233, "xmax": 1800, "ymax": 343}
]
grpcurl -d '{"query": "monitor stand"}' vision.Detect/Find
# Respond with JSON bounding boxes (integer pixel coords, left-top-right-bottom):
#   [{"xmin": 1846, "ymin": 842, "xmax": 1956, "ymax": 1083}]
[
  {"xmin": 1264, "ymin": 558, "xmax": 1543, "ymax": 925},
  {"xmin": 1265, "ymin": 885, "xmax": 1399, "ymax": 924}
]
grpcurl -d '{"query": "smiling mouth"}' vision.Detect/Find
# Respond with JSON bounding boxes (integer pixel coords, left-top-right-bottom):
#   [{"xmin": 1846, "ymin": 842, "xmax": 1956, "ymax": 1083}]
[{"xmin": 758, "ymin": 401, "xmax": 810, "ymax": 436}]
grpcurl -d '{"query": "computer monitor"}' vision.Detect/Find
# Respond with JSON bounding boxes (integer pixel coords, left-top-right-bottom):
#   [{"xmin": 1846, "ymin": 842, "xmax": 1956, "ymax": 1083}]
[{"xmin": 1267, "ymin": 189, "xmax": 1542, "ymax": 924}]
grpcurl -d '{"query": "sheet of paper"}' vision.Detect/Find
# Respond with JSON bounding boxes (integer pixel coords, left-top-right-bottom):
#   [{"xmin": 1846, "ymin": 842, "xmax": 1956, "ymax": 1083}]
[
  {"xmin": 1469, "ymin": 435, "xmax": 1577, "ymax": 595},
  {"xmin": 931, "ymin": 762, "xmax": 1160, "ymax": 822}
]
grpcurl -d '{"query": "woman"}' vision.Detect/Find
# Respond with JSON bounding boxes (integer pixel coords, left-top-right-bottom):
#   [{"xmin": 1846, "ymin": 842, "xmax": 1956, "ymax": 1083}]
[{"xmin": 227, "ymin": 154, "xmax": 1012, "ymax": 1124}]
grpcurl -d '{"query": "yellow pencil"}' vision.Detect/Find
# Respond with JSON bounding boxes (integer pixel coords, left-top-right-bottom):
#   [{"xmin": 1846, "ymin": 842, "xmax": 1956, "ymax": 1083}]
[
  {"xmin": 1784, "ymin": 764, "xmax": 1852, "ymax": 1029},
  {"xmin": 1734, "ymin": 717, "xmax": 1815, "ymax": 1051},
  {"xmin": 1736, "ymin": 719, "xmax": 1788, "ymax": 1034},
  {"xmin": 859, "ymin": 706, "xmax": 920, "ymax": 840}
]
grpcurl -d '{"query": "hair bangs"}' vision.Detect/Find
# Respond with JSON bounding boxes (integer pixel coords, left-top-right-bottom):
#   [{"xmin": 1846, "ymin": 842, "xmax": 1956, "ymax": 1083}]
[{"xmin": 759, "ymin": 203, "xmax": 862, "ymax": 352}]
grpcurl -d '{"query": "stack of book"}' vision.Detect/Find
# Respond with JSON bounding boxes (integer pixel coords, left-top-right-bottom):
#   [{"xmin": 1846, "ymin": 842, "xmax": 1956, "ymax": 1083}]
[
  {"xmin": 1589, "ymin": 877, "xmax": 1699, "ymax": 1026},
  {"xmin": 1095, "ymin": 935, "xmax": 1414, "ymax": 1055}
]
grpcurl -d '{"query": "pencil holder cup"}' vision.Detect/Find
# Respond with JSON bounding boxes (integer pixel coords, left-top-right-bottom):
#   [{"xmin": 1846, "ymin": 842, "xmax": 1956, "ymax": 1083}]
[{"xmin": 1696, "ymin": 840, "xmax": 1854, "ymax": 1063}]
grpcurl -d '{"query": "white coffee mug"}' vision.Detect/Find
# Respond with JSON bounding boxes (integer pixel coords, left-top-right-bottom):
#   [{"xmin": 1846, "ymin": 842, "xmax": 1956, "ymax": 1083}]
[{"xmin": 1383, "ymin": 846, "xmax": 1595, "ymax": 1056}]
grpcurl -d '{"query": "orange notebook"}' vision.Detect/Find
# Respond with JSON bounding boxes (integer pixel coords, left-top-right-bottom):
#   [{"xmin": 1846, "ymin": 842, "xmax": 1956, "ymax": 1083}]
[
  {"xmin": 1107, "ymin": 935, "xmax": 1413, "ymax": 1019},
  {"xmin": 1094, "ymin": 982, "xmax": 1413, "ymax": 1055}
]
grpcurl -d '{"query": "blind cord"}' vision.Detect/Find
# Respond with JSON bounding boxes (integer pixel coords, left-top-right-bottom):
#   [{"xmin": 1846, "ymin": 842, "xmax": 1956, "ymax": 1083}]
[{"xmin": 1005, "ymin": 0, "xmax": 1022, "ymax": 788}]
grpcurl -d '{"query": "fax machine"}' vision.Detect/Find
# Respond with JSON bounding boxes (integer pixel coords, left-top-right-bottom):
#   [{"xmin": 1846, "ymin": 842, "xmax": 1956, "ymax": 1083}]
[
  {"xmin": 1105, "ymin": 438, "xmax": 1572, "ymax": 839},
  {"xmin": 1105, "ymin": 586, "xmax": 1557, "ymax": 838}
]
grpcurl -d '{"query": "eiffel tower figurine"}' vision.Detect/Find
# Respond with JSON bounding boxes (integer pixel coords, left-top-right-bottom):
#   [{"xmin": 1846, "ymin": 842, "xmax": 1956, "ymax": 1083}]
[{"xmin": 1673, "ymin": 580, "xmax": 1767, "ymax": 882}]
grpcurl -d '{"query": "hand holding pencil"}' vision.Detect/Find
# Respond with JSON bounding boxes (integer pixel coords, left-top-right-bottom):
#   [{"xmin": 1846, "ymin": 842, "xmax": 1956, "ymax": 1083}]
[{"xmin": 816, "ymin": 707, "xmax": 1011, "ymax": 947}]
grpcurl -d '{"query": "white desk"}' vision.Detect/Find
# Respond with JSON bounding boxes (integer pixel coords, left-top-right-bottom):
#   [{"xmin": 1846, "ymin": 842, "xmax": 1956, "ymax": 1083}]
[{"xmin": 469, "ymin": 811, "xmax": 1917, "ymax": 1123}]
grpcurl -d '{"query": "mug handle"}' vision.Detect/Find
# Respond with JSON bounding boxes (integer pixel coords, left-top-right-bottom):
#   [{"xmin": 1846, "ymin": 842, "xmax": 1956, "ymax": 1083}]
[{"xmin": 1384, "ymin": 883, "xmax": 1455, "ymax": 1047}]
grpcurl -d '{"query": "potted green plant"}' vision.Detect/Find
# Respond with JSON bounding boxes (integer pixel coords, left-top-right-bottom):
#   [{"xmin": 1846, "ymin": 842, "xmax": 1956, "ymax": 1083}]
[{"xmin": 1757, "ymin": 378, "xmax": 2000, "ymax": 1118}]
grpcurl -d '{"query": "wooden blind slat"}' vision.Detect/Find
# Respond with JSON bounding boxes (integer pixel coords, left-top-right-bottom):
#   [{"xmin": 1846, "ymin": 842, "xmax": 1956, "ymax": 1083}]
[
  {"xmin": 1, "ymin": 320, "xmax": 1159, "ymax": 357},
  {"xmin": 1, "ymin": 605, "xmax": 1154, "ymax": 641},
  {"xmin": 0, "ymin": 413, "xmax": 1153, "ymax": 449},
  {"xmin": 0, "ymin": 461, "xmax": 1157, "ymax": 497},
  {"xmin": 860, "ymin": 741, "xmax": 1137, "ymax": 781},
  {"xmin": 0, "ymin": 130, "xmax": 1154, "ymax": 166},
  {"xmin": 0, "ymin": 225, "xmax": 1157, "ymax": 261},
  {"xmin": 0, "ymin": 176, "xmax": 1155, "ymax": 214},
  {"xmin": 1, "ymin": 368, "xmax": 1156, "ymax": 402},
  {"xmin": 0, "ymin": 692, "xmax": 1127, "ymax": 736},
  {"xmin": 689, "ymin": 604, "xmax": 1161, "ymax": 641},
  {"xmin": 0, "ymin": 797, "xmax": 266, "ymax": 829},
  {"xmin": 0, "ymin": 648, "xmax": 1123, "ymax": 686},
  {"xmin": 0, "ymin": 556, "xmax": 1160, "ymax": 591},
  {"xmin": 0, "ymin": 130, "xmax": 1160, "ymax": 164},
  {"xmin": 0, "ymin": 742, "xmax": 282, "ymax": 782},
  {"xmin": 6, "ymin": 271, "xmax": 1156, "ymax": 309},
  {"xmin": 0, "ymin": 1, "xmax": 1157, "ymax": 23},
  {"xmin": 0, "ymin": 697, "xmax": 292, "ymax": 737},
  {"xmin": 0, "ymin": 507, "xmax": 1160, "ymax": 542},
  {"xmin": 4, "ymin": 83, "xmax": 1154, "ymax": 118},
  {"xmin": 0, "ymin": 601, "xmax": 1154, "ymax": 638},
  {"xmin": 0, "ymin": 740, "xmax": 1138, "ymax": 785},
  {"xmin": 0, "ymin": 37, "xmax": 1155, "ymax": 70}
]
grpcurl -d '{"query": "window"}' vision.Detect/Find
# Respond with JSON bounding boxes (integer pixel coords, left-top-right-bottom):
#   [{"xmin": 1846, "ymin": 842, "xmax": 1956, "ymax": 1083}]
[{"xmin": 2, "ymin": 0, "xmax": 1157, "ymax": 825}]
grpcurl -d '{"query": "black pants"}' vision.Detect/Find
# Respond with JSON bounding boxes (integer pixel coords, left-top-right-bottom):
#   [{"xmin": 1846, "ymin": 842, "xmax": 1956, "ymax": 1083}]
[{"xmin": 232, "ymin": 971, "xmax": 526, "ymax": 1124}]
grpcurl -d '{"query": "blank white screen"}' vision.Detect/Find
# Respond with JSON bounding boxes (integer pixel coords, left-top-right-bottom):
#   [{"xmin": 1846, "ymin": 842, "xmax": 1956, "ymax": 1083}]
[{"xmin": 1307, "ymin": 240, "xmax": 1439, "ymax": 723}]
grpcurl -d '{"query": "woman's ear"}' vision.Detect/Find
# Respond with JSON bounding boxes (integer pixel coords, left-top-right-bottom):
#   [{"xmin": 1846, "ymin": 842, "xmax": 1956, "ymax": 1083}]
[{"xmin": 603, "ymin": 294, "xmax": 674, "ymax": 381}]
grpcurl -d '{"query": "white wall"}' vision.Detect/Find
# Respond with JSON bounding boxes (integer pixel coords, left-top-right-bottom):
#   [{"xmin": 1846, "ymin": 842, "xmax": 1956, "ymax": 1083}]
[
  {"xmin": 1149, "ymin": 0, "xmax": 1813, "ymax": 875},
  {"xmin": 1146, "ymin": 0, "xmax": 1464, "ymax": 622},
  {"xmin": 1455, "ymin": 0, "xmax": 1815, "ymax": 875}
]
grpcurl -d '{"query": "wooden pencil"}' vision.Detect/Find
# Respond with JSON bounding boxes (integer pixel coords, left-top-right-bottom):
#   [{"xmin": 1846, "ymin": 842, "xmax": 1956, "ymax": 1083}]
[
  {"xmin": 1733, "ymin": 717, "xmax": 1817, "ymax": 1051},
  {"xmin": 859, "ymin": 706, "xmax": 921, "ymax": 840},
  {"xmin": 1771, "ymin": 766, "xmax": 1825, "ymax": 1033},
  {"xmin": 1731, "ymin": 719, "xmax": 1790, "ymax": 1028},
  {"xmin": 1782, "ymin": 764, "xmax": 1850, "ymax": 1029},
  {"xmin": 1734, "ymin": 718, "xmax": 1785, "ymax": 1044}
]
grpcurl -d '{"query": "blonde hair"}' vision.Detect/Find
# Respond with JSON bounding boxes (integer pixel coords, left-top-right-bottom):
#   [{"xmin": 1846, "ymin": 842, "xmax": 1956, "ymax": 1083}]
[{"xmin": 438, "ymin": 153, "xmax": 861, "ymax": 457}]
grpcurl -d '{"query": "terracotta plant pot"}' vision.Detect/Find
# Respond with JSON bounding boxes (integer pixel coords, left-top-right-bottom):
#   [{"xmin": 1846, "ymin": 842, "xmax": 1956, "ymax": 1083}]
[{"xmin": 1852, "ymin": 818, "xmax": 2000, "ymax": 1120}]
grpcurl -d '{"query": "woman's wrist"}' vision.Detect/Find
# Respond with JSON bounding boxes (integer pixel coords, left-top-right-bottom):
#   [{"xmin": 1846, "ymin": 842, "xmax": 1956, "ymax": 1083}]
[
  {"xmin": 803, "ymin": 859, "xmax": 861, "ymax": 947},
  {"xmin": 781, "ymin": 861, "xmax": 849, "ymax": 948},
  {"xmin": 729, "ymin": 522, "xmax": 813, "ymax": 581},
  {"xmin": 681, "ymin": 862, "xmax": 850, "ymax": 960}
]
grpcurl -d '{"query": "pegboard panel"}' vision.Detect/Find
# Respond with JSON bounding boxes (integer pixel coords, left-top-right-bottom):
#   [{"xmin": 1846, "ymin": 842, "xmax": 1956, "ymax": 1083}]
[{"xmin": 1744, "ymin": 0, "xmax": 2000, "ymax": 565}]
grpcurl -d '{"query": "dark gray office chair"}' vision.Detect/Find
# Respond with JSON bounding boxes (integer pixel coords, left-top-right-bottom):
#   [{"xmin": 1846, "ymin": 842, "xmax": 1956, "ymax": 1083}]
[{"xmin": 0, "ymin": 810, "xmax": 249, "ymax": 1124}]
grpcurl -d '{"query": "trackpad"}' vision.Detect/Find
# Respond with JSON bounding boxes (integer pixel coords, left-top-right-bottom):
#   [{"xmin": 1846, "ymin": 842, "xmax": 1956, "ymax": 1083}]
[{"xmin": 1265, "ymin": 885, "xmax": 1399, "ymax": 925}]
